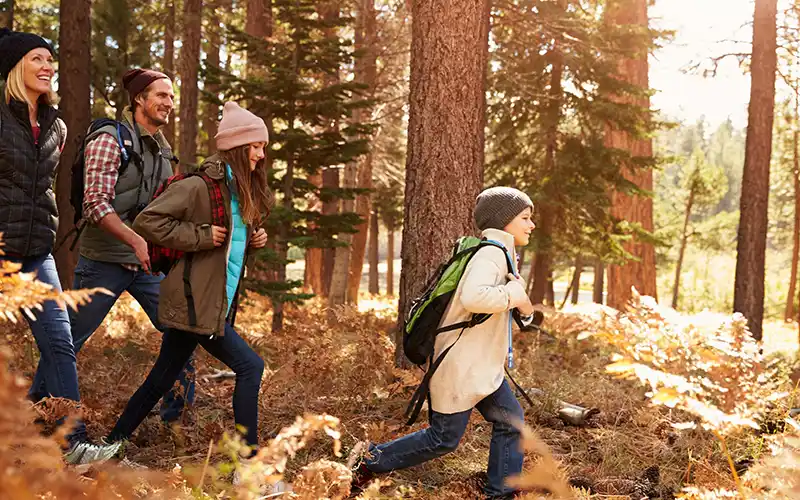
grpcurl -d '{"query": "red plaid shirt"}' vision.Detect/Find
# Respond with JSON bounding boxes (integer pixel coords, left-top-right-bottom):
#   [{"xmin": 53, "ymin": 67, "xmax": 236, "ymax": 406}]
[{"xmin": 83, "ymin": 132, "xmax": 122, "ymax": 224}]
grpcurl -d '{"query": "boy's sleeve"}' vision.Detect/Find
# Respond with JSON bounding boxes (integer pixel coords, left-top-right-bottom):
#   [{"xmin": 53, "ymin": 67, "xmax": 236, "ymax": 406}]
[{"xmin": 459, "ymin": 247, "xmax": 529, "ymax": 314}]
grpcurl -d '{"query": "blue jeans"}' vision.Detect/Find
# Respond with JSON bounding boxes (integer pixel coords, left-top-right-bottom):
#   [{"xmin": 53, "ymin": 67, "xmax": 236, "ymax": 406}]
[
  {"xmin": 30, "ymin": 256, "xmax": 195, "ymax": 422},
  {"xmin": 10, "ymin": 253, "xmax": 88, "ymax": 446},
  {"xmin": 107, "ymin": 322, "xmax": 264, "ymax": 448},
  {"xmin": 365, "ymin": 380, "xmax": 524, "ymax": 497}
]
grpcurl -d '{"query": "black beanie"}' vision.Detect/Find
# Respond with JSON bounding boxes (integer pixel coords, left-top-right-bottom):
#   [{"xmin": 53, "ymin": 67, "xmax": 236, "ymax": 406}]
[{"xmin": 0, "ymin": 28, "xmax": 54, "ymax": 80}]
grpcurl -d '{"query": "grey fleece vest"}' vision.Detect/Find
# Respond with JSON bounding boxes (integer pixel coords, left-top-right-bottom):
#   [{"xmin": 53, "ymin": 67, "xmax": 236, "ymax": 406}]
[
  {"xmin": 79, "ymin": 119, "xmax": 174, "ymax": 265},
  {"xmin": 0, "ymin": 97, "xmax": 64, "ymax": 257}
]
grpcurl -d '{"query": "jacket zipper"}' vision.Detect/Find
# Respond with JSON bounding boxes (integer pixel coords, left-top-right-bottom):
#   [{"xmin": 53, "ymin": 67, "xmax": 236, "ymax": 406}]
[{"xmin": 25, "ymin": 144, "xmax": 41, "ymax": 256}]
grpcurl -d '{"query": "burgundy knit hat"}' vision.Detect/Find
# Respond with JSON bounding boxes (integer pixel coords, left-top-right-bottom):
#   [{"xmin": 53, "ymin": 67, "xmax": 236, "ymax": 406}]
[{"xmin": 122, "ymin": 68, "xmax": 169, "ymax": 103}]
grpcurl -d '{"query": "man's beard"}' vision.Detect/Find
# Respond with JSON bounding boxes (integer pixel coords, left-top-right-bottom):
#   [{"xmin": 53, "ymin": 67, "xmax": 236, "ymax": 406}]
[{"xmin": 145, "ymin": 108, "xmax": 170, "ymax": 128}]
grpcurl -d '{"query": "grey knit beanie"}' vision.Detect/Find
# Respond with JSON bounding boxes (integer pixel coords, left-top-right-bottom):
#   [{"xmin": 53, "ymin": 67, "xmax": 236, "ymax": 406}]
[{"xmin": 474, "ymin": 187, "xmax": 534, "ymax": 231}]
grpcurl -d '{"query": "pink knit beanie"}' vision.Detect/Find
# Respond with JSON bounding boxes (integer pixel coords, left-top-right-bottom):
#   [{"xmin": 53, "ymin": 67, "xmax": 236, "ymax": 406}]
[{"xmin": 214, "ymin": 101, "xmax": 269, "ymax": 151}]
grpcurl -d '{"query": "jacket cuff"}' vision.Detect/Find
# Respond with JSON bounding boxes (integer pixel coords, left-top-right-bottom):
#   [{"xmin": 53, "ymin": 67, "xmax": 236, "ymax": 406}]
[
  {"xmin": 197, "ymin": 223, "xmax": 216, "ymax": 250},
  {"xmin": 504, "ymin": 281, "xmax": 529, "ymax": 310}
]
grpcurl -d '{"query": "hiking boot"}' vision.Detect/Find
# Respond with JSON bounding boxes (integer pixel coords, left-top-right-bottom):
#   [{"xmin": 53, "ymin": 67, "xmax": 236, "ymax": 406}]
[
  {"xmin": 64, "ymin": 440, "xmax": 121, "ymax": 466},
  {"xmin": 346, "ymin": 441, "xmax": 378, "ymax": 493}
]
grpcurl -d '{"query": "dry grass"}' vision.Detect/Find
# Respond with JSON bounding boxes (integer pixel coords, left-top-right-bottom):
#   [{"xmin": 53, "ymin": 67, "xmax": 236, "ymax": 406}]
[{"xmin": 2, "ymin": 266, "xmax": 800, "ymax": 498}]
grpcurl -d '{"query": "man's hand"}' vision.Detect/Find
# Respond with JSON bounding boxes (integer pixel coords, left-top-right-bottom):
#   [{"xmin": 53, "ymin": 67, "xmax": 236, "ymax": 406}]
[
  {"xmin": 131, "ymin": 234, "xmax": 151, "ymax": 273},
  {"xmin": 250, "ymin": 228, "xmax": 268, "ymax": 249},
  {"xmin": 212, "ymin": 226, "xmax": 228, "ymax": 247}
]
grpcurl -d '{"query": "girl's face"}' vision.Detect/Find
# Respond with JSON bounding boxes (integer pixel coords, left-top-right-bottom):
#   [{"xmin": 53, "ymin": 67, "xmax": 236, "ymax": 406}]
[
  {"xmin": 248, "ymin": 142, "xmax": 266, "ymax": 171},
  {"xmin": 23, "ymin": 48, "xmax": 55, "ymax": 98},
  {"xmin": 503, "ymin": 207, "xmax": 536, "ymax": 246}
]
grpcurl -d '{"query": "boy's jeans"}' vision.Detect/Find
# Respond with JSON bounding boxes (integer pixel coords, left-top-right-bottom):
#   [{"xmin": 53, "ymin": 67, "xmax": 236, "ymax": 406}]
[{"xmin": 365, "ymin": 379, "xmax": 524, "ymax": 497}]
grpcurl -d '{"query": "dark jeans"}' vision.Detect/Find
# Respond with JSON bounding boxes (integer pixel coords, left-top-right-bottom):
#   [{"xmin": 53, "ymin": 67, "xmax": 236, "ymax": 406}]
[
  {"xmin": 30, "ymin": 256, "xmax": 195, "ymax": 422},
  {"xmin": 365, "ymin": 380, "xmax": 524, "ymax": 497},
  {"xmin": 10, "ymin": 253, "xmax": 87, "ymax": 446},
  {"xmin": 108, "ymin": 322, "xmax": 264, "ymax": 447}
]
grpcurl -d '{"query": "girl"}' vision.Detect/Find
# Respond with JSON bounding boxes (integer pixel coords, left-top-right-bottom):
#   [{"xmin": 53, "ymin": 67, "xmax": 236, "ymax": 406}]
[
  {"xmin": 349, "ymin": 187, "xmax": 537, "ymax": 500},
  {"xmin": 108, "ymin": 101, "xmax": 271, "ymax": 455},
  {"xmin": 0, "ymin": 28, "xmax": 120, "ymax": 464}
]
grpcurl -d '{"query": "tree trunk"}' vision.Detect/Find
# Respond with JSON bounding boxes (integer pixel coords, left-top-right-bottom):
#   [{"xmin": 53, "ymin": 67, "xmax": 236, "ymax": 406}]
[
  {"xmin": 346, "ymin": 0, "xmax": 378, "ymax": 303},
  {"xmin": 546, "ymin": 272, "xmax": 555, "ymax": 306},
  {"xmin": 733, "ymin": 0, "xmax": 778, "ymax": 341},
  {"xmin": 321, "ymin": 168, "xmax": 338, "ymax": 296},
  {"xmin": 368, "ymin": 208, "xmax": 380, "ymax": 294},
  {"xmin": 246, "ymin": 0, "xmax": 272, "ymax": 76},
  {"xmin": 203, "ymin": 2, "xmax": 222, "ymax": 156},
  {"xmin": 178, "ymin": 0, "xmax": 202, "ymax": 170},
  {"xmin": 785, "ymin": 86, "xmax": 799, "ymax": 322},
  {"xmin": 387, "ymin": 221, "xmax": 395, "ymax": 297},
  {"xmin": 54, "ymin": 0, "xmax": 91, "ymax": 288},
  {"xmin": 272, "ymin": 38, "xmax": 299, "ymax": 333},
  {"xmin": 672, "ymin": 187, "xmax": 696, "ymax": 309},
  {"xmin": 605, "ymin": 0, "xmax": 658, "ymax": 310},
  {"xmin": 114, "ymin": 11, "xmax": 131, "ymax": 121},
  {"xmin": 0, "ymin": 0, "xmax": 13, "ymax": 29},
  {"xmin": 396, "ymin": 0, "xmax": 490, "ymax": 366},
  {"xmin": 593, "ymin": 260, "xmax": 604, "ymax": 304},
  {"xmin": 163, "ymin": 0, "xmax": 176, "ymax": 147},
  {"xmin": 570, "ymin": 255, "xmax": 582, "ymax": 304},
  {"xmin": 304, "ymin": 173, "xmax": 325, "ymax": 294},
  {"xmin": 530, "ymin": 20, "xmax": 563, "ymax": 306}
]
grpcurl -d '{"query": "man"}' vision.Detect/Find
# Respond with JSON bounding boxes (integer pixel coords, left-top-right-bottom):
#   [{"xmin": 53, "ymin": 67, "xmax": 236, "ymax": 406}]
[{"xmin": 31, "ymin": 68, "xmax": 195, "ymax": 423}]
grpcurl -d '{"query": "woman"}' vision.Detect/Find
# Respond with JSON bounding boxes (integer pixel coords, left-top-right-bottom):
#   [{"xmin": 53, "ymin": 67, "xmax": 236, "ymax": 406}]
[
  {"xmin": 0, "ymin": 28, "xmax": 120, "ymax": 464},
  {"xmin": 108, "ymin": 101, "xmax": 272, "ymax": 455}
]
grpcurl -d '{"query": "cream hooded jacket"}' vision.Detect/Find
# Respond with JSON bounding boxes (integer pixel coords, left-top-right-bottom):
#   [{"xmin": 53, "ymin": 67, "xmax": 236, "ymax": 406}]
[{"xmin": 429, "ymin": 228, "xmax": 530, "ymax": 414}]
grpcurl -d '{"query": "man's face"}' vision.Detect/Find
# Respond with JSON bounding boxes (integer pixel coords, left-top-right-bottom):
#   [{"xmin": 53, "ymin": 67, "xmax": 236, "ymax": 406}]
[{"xmin": 137, "ymin": 78, "xmax": 175, "ymax": 128}]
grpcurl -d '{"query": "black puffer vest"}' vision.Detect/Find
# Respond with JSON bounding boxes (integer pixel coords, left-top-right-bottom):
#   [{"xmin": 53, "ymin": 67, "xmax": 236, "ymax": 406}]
[{"xmin": 0, "ymin": 96, "xmax": 65, "ymax": 257}]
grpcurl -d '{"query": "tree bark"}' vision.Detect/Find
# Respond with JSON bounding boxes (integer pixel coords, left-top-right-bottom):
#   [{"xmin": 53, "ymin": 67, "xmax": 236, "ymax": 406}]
[
  {"xmin": 163, "ymin": 0, "xmax": 177, "ymax": 147},
  {"xmin": 346, "ymin": 0, "xmax": 379, "ymax": 303},
  {"xmin": 246, "ymin": 0, "xmax": 271, "ymax": 77},
  {"xmin": 368, "ymin": 207, "xmax": 380, "ymax": 294},
  {"xmin": 304, "ymin": 174, "xmax": 325, "ymax": 294},
  {"xmin": 785, "ymin": 86, "xmax": 800, "ymax": 322},
  {"xmin": 672, "ymin": 187, "xmax": 696, "ymax": 309},
  {"xmin": 593, "ymin": 260, "xmax": 604, "ymax": 304},
  {"xmin": 54, "ymin": 0, "xmax": 91, "ymax": 288},
  {"xmin": 530, "ymin": 16, "xmax": 563, "ymax": 306},
  {"xmin": 733, "ymin": 0, "xmax": 778, "ymax": 341},
  {"xmin": 570, "ymin": 255, "xmax": 582, "ymax": 304},
  {"xmin": 396, "ymin": 0, "xmax": 490, "ymax": 366},
  {"xmin": 387, "ymin": 221, "xmax": 395, "ymax": 297},
  {"xmin": 178, "ymin": 0, "xmax": 202, "ymax": 170},
  {"xmin": 0, "ymin": 0, "xmax": 13, "ymax": 29},
  {"xmin": 203, "ymin": 2, "xmax": 223, "ymax": 155},
  {"xmin": 605, "ymin": 0, "xmax": 658, "ymax": 310}
]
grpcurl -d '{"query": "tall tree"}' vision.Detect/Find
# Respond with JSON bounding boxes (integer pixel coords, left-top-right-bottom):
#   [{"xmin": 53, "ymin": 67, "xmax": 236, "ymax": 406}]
[
  {"xmin": 54, "ymin": 0, "xmax": 92, "ymax": 287},
  {"xmin": 0, "ymin": 0, "xmax": 13, "ymax": 28},
  {"xmin": 786, "ymin": 85, "xmax": 800, "ymax": 321},
  {"xmin": 368, "ymin": 208, "xmax": 379, "ymax": 294},
  {"xmin": 345, "ymin": 0, "xmax": 379, "ymax": 303},
  {"xmin": 733, "ymin": 0, "xmax": 778, "ymax": 341},
  {"xmin": 202, "ymin": 1, "xmax": 223, "ymax": 155},
  {"xmin": 163, "ymin": 0, "xmax": 177, "ymax": 146},
  {"xmin": 178, "ymin": 0, "xmax": 202, "ymax": 169},
  {"xmin": 397, "ymin": 0, "xmax": 490, "ymax": 364},
  {"xmin": 605, "ymin": 0, "xmax": 658, "ymax": 310}
]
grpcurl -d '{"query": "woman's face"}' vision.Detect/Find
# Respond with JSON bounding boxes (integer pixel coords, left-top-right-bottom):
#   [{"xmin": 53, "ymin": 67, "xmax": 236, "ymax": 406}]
[
  {"xmin": 23, "ymin": 48, "xmax": 55, "ymax": 98},
  {"xmin": 248, "ymin": 142, "xmax": 266, "ymax": 171}
]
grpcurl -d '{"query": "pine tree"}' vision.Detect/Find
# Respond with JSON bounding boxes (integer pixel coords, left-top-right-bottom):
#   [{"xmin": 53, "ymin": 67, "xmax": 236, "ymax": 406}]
[
  {"xmin": 734, "ymin": 0, "xmax": 779, "ymax": 340},
  {"xmin": 225, "ymin": 0, "xmax": 370, "ymax": 331}
]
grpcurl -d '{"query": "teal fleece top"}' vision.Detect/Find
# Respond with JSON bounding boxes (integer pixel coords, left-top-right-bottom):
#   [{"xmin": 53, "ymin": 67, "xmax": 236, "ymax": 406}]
[{"xmin": 225, "ymin": 165, "xmax": 248, "ymax": 314}]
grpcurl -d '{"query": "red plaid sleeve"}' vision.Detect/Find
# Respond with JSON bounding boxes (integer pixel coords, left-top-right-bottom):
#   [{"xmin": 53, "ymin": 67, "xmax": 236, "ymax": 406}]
[{"xmin": 83, "ymin": 133, "xmax": 122, "ymax": 223}]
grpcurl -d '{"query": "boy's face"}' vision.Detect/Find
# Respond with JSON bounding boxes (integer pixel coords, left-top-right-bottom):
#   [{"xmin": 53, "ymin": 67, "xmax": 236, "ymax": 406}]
[{"xmin": 503, "ymin": 207, "xmax": 535, "ymax": 246}]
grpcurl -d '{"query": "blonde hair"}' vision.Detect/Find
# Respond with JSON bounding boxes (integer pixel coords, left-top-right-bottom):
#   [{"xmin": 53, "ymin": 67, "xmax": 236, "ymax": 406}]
[{"xmin": 4, "ymin": 56, "xmax": 59, "ymax": 108}]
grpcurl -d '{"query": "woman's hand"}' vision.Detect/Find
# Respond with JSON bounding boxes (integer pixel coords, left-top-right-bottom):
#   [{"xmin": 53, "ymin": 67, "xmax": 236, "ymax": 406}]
[{"xmin": 250, "ymin": 228, "xmax": 268, "ymax": 248}]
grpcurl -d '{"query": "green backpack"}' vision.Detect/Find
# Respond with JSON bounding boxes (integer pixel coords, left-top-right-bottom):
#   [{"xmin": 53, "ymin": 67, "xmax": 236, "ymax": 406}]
[{"xmin": 402, "ymin": 236, "xmax": 516, "ymax": 424}]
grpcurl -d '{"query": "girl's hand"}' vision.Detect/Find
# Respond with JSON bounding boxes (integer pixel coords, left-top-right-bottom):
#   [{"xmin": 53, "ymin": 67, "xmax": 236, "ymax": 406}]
[
  {"xmin": 250, "ymin": 228, "xmax": 268, "ymax": 248},
  {"xmin": 211, "ymin": 225, "xmax": 228, "ymax": 247}
]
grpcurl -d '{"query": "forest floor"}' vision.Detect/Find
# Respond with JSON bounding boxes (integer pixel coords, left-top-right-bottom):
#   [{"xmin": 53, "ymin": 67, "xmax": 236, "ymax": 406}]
[{"xmin": 2, "ymin": 292, "xmax": 799, "ymax": 499}]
